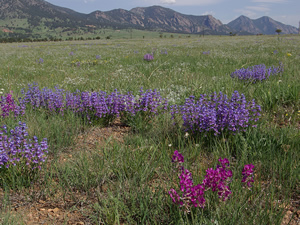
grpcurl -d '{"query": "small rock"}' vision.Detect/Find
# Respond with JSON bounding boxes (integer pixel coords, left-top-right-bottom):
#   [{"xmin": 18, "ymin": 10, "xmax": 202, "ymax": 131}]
[{"xmin": 53, "ymin": 208, "xmax": 60, "ymax": 213}]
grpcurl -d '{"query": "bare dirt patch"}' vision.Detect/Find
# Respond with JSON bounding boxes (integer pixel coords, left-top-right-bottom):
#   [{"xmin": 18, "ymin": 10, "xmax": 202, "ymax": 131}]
[{"xmin": 2, "ymin": 28, "xmax": 13, "ymax": 33}]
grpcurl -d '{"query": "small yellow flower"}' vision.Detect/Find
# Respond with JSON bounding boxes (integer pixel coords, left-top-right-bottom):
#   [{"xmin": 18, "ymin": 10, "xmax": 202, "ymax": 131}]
[{"xmin": 286, "ymin": 53, "xmax": 292, "ymax": 57}]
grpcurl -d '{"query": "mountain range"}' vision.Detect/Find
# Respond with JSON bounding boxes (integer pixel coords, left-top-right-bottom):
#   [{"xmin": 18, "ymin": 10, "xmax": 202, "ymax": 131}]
[{"xmin": 0, "ymin": 0, "xmax": 298, "ymax": 39}]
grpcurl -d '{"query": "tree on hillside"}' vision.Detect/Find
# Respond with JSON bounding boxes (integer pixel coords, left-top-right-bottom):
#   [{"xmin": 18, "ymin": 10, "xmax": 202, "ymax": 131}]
[{"xmin": 275, "ymin": 29, "xmax": 282, "ymax": 35}]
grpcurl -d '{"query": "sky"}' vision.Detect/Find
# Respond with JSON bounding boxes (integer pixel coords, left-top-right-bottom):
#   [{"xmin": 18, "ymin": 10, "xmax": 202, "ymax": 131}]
[{"xmin": 46, "ymin": 0, "xmax": 300, "ymax": 27}]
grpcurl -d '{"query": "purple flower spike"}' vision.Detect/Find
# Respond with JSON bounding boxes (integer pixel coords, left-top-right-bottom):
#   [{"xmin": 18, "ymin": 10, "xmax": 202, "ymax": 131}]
[
  {"xmin": 143, "ymin": 53, "xmax": 154, "ymax": 61},
  {"xmin": 0, "ymin": 122, "xmax": 48, "ymax": 169},
  {"xmin": 172, "ymin": 150, "xmax": 184, "ymax": 164},
  {"xmin": 170, "ymin": 91, "xmax": 261, "ymax": 135},
  {"xmin": 231, "ymin": 63, "xmax": 283, "ymax": 83},
  {"xmin": 0, "ymin": 93, "xmax": 25, "ymax": 118},
  {"xmin": 169, "ymin": 188, "xmax": 181, "ymax": 205},
  {"xmin": 218, "ymin": 158, "xmax": 230, "ymax": 169},
  {"xmin": 242, "ymin": 164, "xmax": 255, "ymax": 189}
]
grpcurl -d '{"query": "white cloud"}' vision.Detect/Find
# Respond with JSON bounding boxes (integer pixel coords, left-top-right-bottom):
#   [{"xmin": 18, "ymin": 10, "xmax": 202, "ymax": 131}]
[
  {"xmin": 251, "ymin": 0, "xmax": 287, "ymax": 3},
  {"xmin": 160, "ymin": 0, "xmax": 176, "ymax": 4},
  {"xmin": 273, "ymin": 14, "xmax": 300, "ymax": 27},
  {"xmin": 235, "ymin": 9, "xmax": 258, "ymax": 18},
  {"xmin": 202, "ymin": 11, "xmax": 215, "ymax": 16},
  {"xmin": 143, "ymin": 0, "xmax": 222, "ymax": 6},
  {"xmin": 246, "ymin": 5, "xmax": 270, "ymax": 12}
]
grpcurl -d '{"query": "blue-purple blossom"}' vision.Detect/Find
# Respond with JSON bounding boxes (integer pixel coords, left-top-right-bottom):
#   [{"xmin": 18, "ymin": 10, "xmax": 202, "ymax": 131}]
[
  {"xmin": 0, "ymin": 122, "xmax": 48, "ymax": 169},
  {"xmin": 230, "ymin": 63, "xmax": 283, "ymax": 83},
  {"xmin": 19, "ymin": 83, "xmax": 168, "ymax": 125},
  {"xmin": 171, "ymin": 91, "xmax": 261, "ymax": 135}
]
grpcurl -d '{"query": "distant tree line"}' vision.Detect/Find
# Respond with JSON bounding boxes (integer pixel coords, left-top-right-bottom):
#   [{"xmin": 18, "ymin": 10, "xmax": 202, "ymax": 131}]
[{"xmin": 0, "ymin": 35, "xmax": 105, "ymax": 43}]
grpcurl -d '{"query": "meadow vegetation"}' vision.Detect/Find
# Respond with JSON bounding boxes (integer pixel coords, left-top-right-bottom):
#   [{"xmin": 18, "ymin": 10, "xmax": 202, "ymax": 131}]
[{"xmin": 0, "ymin": 34, "xmax": 299, "ymax": 224}]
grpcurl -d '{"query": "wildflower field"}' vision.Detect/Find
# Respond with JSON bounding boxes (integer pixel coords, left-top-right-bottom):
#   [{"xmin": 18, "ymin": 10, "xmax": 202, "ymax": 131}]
[{"xmin": 0, "ymin": 35, "xmax": 299, "ymax": 224}]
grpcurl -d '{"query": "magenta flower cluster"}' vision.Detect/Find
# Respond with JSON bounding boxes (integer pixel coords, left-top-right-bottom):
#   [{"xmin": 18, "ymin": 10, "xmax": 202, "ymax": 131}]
[
  {"xmin": 20, "ymin": 83, "xmax": 168, "ymax": 124},
  {"xmin": 143, "ymin": 53, "xmax": 154, "ymax": 61},
  {"xmin": 230, "ymin": 63, "xmax": 283, "ymax": 83},
  {"xmin": 202, "ymin": 158, "xmax": 232, "ymax": 201},
  {"xmin": 171, "ymin": 91, "xmax": 261, "ymax": 135},
  {"xmin": 242, "ymin": 164, "xmax": 255, "ymax": 188},
  {"xmin": 0, "ymin": 93, "xmax": 25, "ymax": 118},
  {"xmin": 169, "ymin": 151, "xmax": 233, "ymax": 212},
  {"xmin": 169, "ymin": 151, "xmax": 206, "ymax": 211},
  {"xmin": 169, "ymin": 151, "xmax": 255, "ymax": 212},
  {"xmin": 0, "ymin": 122, "xmax": 48, "ymax": 170}
]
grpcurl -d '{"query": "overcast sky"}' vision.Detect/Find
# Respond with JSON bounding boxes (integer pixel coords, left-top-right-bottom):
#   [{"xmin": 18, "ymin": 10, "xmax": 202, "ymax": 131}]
[{"xmin": 46, "ymin": 0, "xmax": 299, "ymax": 27}]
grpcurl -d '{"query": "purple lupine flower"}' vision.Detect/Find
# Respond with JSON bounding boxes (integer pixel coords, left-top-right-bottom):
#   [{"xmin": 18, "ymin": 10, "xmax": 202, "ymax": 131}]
[
  {"xmin": 171, "ymin": 91, "xmax": 261, "ymax": 135},
  {"xmin": 143, "ymin": 53, "xmax": 154, "ymax": 61},
  {"xmin": 0, "ymin": 122, "xmax": 48, "ymax": 169},
  {"xmin": 202, "ymin": 51, "xmax": 210, "ymax": 55},
  {"xmin": 69, "ymin": 51, "xmax": 74, "ymax": 56},
  {"xmin": 19, "ymin": 83, "xmax": 169, "ymax": 126},
  {"xmin": 96, "ymin": 55, "xmax": 101, "ymax": 59},
  {"xmin": 231, "ymin": 63, "xmax": 283, "ymax": 83},
  {"xmin": 242, "ymin": 164, "xmax": 255, "ymax": 189}
]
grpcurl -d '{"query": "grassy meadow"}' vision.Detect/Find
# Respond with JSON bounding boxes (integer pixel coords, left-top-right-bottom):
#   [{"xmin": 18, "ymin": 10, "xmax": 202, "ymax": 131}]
[{"xmin": 0, "ymin": 34, "xmax": 299, "ymax": 224}]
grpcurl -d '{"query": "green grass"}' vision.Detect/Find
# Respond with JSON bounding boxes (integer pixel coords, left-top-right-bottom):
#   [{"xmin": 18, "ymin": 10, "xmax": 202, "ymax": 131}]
[{"xmin": 0, "ymin": 34, "xmax": 299, "ymax": 224}]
